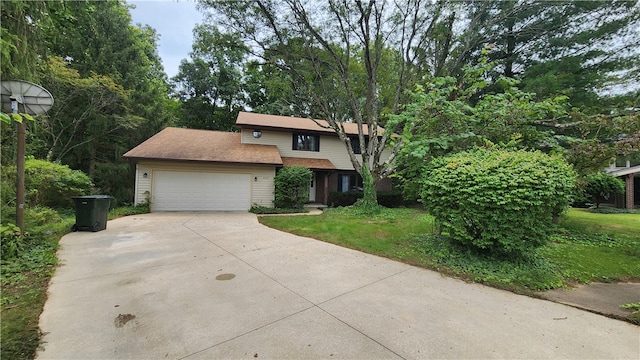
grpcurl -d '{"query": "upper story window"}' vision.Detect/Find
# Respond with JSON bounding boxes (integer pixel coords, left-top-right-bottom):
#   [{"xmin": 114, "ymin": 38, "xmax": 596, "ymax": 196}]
[
  {"xmin": 293, "ymin": 133, "xmax": 320, "ymax": 152},
  {"xmin": 349, "ymin": 136, "xmax": 368, "ymax": 154},
  {"xmin": 349, "ymin": 136, "xmax": 361, "ymax": 154}
]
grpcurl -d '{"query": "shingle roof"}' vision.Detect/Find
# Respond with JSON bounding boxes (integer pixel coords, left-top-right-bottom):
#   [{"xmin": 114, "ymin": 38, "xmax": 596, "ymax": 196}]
[
  {"xmin": 236, "ymin": 111, "xmax": 383, "ymax": 136},
  {"xmin": 281, "ymin": 157, "xmax": 336, "ymax": 170},
  {"xmin": 123, "ymin": 127, "xmax": 282, "ymax": 165}
]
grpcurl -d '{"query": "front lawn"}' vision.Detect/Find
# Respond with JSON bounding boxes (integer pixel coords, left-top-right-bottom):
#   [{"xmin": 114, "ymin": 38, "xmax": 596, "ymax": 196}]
[
  {"xmin": 259, "ymin": 207, "xmax": 640, "ymax": 293},
  {"xmin": 543, "ymin": 208, "xmax": 640, "ymax": 284}
]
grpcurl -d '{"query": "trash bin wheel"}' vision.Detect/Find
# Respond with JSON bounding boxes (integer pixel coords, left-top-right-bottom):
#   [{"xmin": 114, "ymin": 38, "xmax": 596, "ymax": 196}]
[
  {"xmin": 91, "ymin": 222, "xmax": 101, "ymax": 232},
  {"xmin": 71, "ymin": 224, "xmax": 78, "ymax": 232}
]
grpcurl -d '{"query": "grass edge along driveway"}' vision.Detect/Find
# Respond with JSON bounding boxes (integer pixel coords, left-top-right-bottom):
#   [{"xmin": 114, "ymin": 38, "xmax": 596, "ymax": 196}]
[{"xmin": 259, "ymin": 207, "xmax": 640, "ymax": 294}]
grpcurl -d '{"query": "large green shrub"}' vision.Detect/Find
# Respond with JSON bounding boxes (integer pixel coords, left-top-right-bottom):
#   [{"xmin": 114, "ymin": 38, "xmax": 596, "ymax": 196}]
[
  {"xmin": 421, "ymin": 148, "xmax": 576, "ymax": 256},
  {"xmin": 16, "ymin": 159, "xmax": 94, "ymax": 209},
  {"xmin": 273, "ymin": 166, "xmax": 312, "ymax": 209}
]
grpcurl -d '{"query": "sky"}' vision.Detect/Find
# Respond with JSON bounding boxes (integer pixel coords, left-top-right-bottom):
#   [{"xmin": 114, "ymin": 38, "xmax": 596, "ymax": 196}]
[{"xmin": 128, "ymin": 0, "xmax": 204, "ymax": 79}]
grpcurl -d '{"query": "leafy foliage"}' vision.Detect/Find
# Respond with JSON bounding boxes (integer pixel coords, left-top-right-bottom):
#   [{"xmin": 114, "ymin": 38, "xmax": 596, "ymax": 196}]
[
  {"xmin": 2, "ymin": 0, "xmax": 175, "ymax": 206},
  {"xmin": 1, "ymin": 223, "xmax": 25, "ymax": 261},
  {"xmin": 353, "ymin": 165, "xmax": 382, "ymax": 214},
  {"xmin": 20, "ymin": 159, "xmax": 93, "ymax": 209},
  {"xmin": 273, "ymin": 166, "xmax": 312, "ymax": 209},
  {"xmin": 588, "ymin": 207, "xmax": 638, "ymax": 215},
  {"xmin": 36, "ymin": 56, "xmax": 132, "ymax": 162},
  {"xmin": 389, "ymin": 59, "xmax": 573, "ymax": 199},
  {"xmin": 202, "ymin": 0, "xmax": 436, "ymax": 201},
  {"xmin": 1, "ymin": 206, "xmax": 71, "ymax": 360},
  {"xmin": 421, "ymin": 147, "xmax": 576, "ymax": 256},
  {"xmin": 581, "ymin": 173, "xmax": 626, "ymax": 208},
  {"xmin": 107, "ymin": 203, "xmax": 150, "ymax": 219},
  {"xmin": 0, "ymin": 0, "xmax": 52, "ymax": 80},
  {"xmin": 171, "ymin": 24, "xmax": 247, "ymax": 131},
  {"xmin": 564, "ymin": 111, "xmax": 640, "ymax": 174},
  {"xmin": 411, "ymin": 234, "xmax": 564, "ymax": 291},
  {"xmin": 249, "ymin": 205, "xmax": 308, "ymax": 215},
  {"xmin": 329, "ymin": 190, "xmax": 406, "ymax": 208}
]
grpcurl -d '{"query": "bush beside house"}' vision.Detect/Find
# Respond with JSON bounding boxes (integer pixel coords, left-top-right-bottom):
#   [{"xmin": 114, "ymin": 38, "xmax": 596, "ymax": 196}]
[{"xmin": 273, "ymin": 166, "xmax": 312, "ymax": 209}]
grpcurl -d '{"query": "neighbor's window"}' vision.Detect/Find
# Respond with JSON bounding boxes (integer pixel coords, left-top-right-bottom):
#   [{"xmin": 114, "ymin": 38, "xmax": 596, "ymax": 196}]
[{"xmin": 293, "ymin": 133, "xmax": 320, "ymax": 151}]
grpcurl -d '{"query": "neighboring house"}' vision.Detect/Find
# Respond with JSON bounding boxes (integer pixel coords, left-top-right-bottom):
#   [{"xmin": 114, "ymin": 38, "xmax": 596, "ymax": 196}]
[
  {"xmin": 605, "ymin": 159, "xmax": 640, "ymax": 209},
  {"xmin": 123, "ymin": 111, "xmax": 392, "ymax": 211}
]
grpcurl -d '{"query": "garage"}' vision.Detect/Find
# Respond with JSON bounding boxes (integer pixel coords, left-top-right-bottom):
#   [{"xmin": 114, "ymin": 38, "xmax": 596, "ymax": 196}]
[{"xmin": 152, "ymin": 171, "xmax": 251, "ymax": 211}]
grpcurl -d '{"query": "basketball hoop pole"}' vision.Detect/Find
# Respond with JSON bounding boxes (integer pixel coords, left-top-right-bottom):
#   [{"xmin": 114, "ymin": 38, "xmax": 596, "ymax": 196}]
[
  {"xmin": 11, "ymin": 96, "xmax": 26, "ymax": 231},
  {"xmin": 1, "ymin": 81, "xmax": 54, "ymax": 232}
]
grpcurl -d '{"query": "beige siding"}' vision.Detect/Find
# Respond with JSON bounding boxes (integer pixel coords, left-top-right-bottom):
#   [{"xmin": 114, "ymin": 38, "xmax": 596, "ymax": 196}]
[
  {"xmin": 134, "ymin": 161, "xmax": 275, "ymax": 208},
  {"xmin": 135, "ymin": 163, "xmax": 152, "ymax": 205},
  {"xmin": 242, "ymin": 128, "xmax": 393, "ymax": 170}
]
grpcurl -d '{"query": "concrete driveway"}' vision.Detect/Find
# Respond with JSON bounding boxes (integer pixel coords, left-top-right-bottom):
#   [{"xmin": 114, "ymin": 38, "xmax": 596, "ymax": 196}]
[{"xmin": 37, "ymin": 212, "xmax": 639, "ymax": 359}]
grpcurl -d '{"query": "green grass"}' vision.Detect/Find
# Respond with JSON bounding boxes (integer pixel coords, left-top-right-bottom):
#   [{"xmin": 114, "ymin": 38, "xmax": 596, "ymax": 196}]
[
  {"xmin": 542, "ymin": 208, "xmax": 640, "ymax": 284},
  {"xmin": 560, "ymin": 208, "xmax": 640, "ymax": 238},
  {"xmin": 259, "ymin": 207, "xmax": 640, "ymax": 294},
  {"xmin": 1, "ymin": 205, "xmax": 149, "ymax": 360},
  {"xmin": 260, "ymin": 207, "xmax": 434, "ymax": 261},
  {"xmin": 1, "ymin": 214, "xmax": 74, "ymax": 360}
]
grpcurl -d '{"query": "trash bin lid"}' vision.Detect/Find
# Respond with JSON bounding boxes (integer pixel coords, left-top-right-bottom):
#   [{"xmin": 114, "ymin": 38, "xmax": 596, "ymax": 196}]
[{"xmin": 71, "ymin": 195, "xmax": 113, "ymax": 199}]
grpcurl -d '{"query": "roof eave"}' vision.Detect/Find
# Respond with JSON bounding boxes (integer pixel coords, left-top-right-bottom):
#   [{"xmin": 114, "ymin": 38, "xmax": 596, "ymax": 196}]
[{"xmin": 122, "ymin": 156, "xmax": 283, "ymax": 166}]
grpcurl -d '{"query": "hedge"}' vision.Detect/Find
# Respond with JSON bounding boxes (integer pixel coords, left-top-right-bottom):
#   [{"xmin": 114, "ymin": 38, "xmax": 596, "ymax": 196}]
[
  {"xmin": 329, "ymin": 190, "xmax": 406, "ymax": 208},
  {"xmin": 421, "ymin": 147, "xmax": 576, "ymax": 256}
]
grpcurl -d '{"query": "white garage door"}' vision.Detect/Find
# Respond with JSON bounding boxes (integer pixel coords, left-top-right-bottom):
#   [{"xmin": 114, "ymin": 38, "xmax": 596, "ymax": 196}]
[{"xmin": 152, "ymin": 171, "xmax": 251, "ymax": 211}]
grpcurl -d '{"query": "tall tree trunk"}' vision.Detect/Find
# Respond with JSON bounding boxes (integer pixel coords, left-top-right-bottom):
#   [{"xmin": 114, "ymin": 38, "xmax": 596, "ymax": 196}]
[{"xmin": 358, "ymin": 165, "xmax": 378, "ymax": 209}]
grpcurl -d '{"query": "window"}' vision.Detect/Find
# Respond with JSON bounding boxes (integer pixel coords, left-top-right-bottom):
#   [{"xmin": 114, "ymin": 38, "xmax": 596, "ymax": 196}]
[
  {"xmin": 293, "ymin": 133, "xmax": 320, "ymax": 151},
  {"xmin": 338, "ymin": 173, "xmax": 363, "ymax": 192},
  {"xmin": 349, "ymin": 136, "xmax": 361, "ymax": 154},
  {"xmin": 348, "ymin": 136, "xmax": 368, "ymax": 154}
]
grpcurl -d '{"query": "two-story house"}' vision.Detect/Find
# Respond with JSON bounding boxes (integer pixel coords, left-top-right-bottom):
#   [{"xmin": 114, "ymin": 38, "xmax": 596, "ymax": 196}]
[{"xmin": 123, "ymin": 112, "xmax": 392, "ymax": 211}]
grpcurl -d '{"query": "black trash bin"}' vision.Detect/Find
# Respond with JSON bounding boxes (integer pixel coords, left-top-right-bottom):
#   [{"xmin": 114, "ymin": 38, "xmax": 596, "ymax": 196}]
[{"xmin": 71, "ymin": 195, "xmax": 112, "ymax": 232}]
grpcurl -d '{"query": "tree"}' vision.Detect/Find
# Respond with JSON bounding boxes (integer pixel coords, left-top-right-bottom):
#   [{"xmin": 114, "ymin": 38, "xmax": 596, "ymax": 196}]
[
  {"xmin": 202, "ymin": 0, "xmax": 457, "ymax": 206},
  {"xmin": 2, "ymin": 0, "xmax": 174, "ymax": 205},
  {"xmin": 389, "ymin": 58, "xmax": 572, "ymax": 199},
  {"xmin": 582, "ymin": 172, "xmax": 626, "ymax": 208},
  {"xmin": 39, "ymin": 0, "xmax": 174, "ymax": 203},
  {"xmin": 171, "ymin": 24, "xmax": 248, "ymax": 131},
  {"xmin": 564, "ymin": 107, "xmax": 640, "ymax": 174},
  {"xmin": 0, "ymin": 0, "xmax": 52, "ymax": 80},
  {"xmin": 438, "ymin": 1, "xmax": 640, "ymax": 107},
  {"xmin": 36, "ymin": 57, "xmax": 131, "ymax": 162}
]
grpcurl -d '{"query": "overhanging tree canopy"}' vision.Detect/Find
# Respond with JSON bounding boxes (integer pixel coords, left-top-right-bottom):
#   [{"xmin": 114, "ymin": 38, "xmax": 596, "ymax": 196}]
[{"xmin": 201, "ymin": 0, "xmax": 456, "ymax": 205}]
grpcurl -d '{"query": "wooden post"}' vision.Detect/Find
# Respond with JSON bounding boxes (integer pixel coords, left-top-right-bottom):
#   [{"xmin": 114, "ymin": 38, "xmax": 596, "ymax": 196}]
[{"xmin": 324, "ymin": 172, "xmax": 329, "ymax": 205}]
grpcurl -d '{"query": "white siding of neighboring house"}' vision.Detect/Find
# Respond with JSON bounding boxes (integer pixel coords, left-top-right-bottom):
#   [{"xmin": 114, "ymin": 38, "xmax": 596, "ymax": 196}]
[
  {"xmin": 133, "ymin": 161, "xmax": 275, "ymax": 208},
  {"xmin": 241, "ymin": 128, "xmax": 392, "ymax": 170}
]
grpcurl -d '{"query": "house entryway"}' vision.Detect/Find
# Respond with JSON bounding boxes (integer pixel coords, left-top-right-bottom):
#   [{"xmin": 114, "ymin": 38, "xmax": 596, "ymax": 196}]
[{"xmin": 309, "ymin": 172, "xmax": 316, "ymax": 202}]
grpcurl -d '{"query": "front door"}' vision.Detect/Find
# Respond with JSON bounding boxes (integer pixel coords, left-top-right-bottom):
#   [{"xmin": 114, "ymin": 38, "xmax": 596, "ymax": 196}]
[{"xmin": 309, "ymin": 172, "xmax": 316, "ymax": 202}]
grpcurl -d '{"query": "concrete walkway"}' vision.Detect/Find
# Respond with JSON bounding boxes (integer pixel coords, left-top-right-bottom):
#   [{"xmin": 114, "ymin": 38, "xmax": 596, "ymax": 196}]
[{"xmin": 37, "ymin": 213, "xmax": 639, "ymax": 359}]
